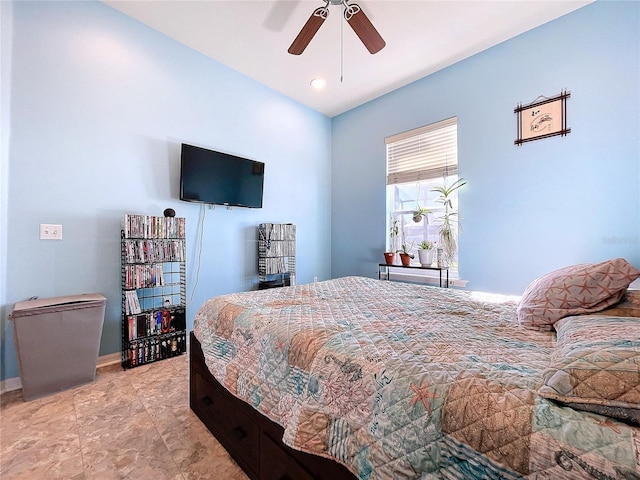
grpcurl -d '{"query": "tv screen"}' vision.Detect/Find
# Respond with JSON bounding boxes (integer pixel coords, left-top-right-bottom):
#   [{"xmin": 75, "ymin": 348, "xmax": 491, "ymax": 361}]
[{"xmin": 180, "ymin": 143, "xmax": 264, "ymax": 208}]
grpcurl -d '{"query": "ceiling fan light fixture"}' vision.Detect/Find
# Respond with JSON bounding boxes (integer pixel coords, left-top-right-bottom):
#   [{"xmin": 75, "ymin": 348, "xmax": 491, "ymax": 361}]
[{"xmin": 310, "ymin": 78, "xmax": 327, "ymax": 89}]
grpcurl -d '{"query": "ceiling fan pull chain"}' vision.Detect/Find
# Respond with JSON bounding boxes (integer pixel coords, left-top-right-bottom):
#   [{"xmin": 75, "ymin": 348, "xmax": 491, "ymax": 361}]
[{"xmin": 340, "ymin": 2, "xmax": 344, "ymax": 83}]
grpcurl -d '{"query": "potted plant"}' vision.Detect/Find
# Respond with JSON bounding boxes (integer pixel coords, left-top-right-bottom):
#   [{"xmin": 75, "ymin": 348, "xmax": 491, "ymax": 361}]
[
  {"xmin": 417, "ymin": 240, "xmax": 434, "ymax": 266},
  {"xmin": 384, "ymin": 216, "xmax": 399, "ymax": 264},
  {"xmin": 432, "ymin": 177, "xmax": 466, "ymax": 267},
  {"xmin": 398, "ymin": 227, "xmax": 414, "ymax": 266},
  {"xmin": 398, "ymin": 243, "xmax": 414, "ymax": 266},
  {"xmin": 412, "ymin": 206, "xmax": 431, "ymax": 223}
]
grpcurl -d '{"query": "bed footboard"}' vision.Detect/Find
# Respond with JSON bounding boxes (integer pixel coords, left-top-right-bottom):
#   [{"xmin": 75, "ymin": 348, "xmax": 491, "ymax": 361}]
[{"xmin": 189, "ymin": 332, "xmax": 356, "ymax": 480}]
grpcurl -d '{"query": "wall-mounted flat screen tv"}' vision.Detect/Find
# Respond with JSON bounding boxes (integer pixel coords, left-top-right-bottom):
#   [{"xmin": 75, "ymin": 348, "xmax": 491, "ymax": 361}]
[{"xmin": 180, "ymin": 143, "xmax": 264, "ymax": 208}]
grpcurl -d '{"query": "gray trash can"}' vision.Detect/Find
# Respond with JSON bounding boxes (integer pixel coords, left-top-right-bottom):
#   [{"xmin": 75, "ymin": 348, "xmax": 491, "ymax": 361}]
[{"xmin": 9, "ymin": 293, "xmax": 106, "ymax": 400}]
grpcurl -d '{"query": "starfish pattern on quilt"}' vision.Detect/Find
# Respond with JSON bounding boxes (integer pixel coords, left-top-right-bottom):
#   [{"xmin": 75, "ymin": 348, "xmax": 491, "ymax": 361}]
[
  {"xmin": 591, "ymin": 417, "xmax": 622, "ymax": 434},
  {"xmin": 409, "ymin": 382, "xmax": 439, "ymax": 413}
]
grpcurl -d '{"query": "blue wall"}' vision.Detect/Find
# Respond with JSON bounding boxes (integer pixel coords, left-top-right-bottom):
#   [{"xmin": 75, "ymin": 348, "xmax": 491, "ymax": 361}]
[
  {"xmin": 0, "ymin": 1, "xmax": 331, "ymax": 381},
  {"xmin": 331, "ymin": 1, "xmax": 639, "ymax": 294},
  {"xmin": 2, "ymin": 1, "xmax": 639, "ymax": 384}
]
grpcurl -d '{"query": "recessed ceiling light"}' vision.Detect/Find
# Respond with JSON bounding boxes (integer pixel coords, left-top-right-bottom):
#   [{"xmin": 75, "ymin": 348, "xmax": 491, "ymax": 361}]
[{"xmin": 310, "ymin": 78, "xmax": 327, "ymax": 89}]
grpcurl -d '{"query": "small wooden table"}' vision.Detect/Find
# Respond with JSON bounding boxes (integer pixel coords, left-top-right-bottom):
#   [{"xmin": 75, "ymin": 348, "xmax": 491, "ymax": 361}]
[{"xmin": 378, "ymin": 263, "xmax": 449, "ymax": 288}]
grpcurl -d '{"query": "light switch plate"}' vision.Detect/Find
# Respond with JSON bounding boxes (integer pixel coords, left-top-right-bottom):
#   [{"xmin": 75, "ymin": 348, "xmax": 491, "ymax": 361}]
[{"xmin": 40, "ymin": 224, "xmax": 62, "ymax": 240}]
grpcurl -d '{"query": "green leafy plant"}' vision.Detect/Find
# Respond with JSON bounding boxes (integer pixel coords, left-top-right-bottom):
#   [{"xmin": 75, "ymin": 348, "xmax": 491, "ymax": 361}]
[
  {"xmin": 418, "ymin": 240, "xmax": 434, "ymax": 250},
  {"xmin": 399, "ymin": 242, "xmax": 415, "ymax": 259},
  {"xmin": 432, "ymin": 178, "xmax": 466, "ymax": 265},
  {"xmin": 398, "ymin": 226, "xmax": 415, "ymax": 258},
  {"xmin": 388, "ymin": 216, "xmax": 399, "ymax": 252},
  {"xmin": 412, "ymin": 206, "xmax": 432, "ymax": 223},
  {"xmin": 412, "ymin": 183, "xmax": 432, "ymax": 223}
]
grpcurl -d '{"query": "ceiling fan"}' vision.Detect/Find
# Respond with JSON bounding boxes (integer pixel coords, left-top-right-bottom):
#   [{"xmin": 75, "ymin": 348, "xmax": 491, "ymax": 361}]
[{"xmin": 288, "ymin": 0, "xmax": 386, "ymax": 55}]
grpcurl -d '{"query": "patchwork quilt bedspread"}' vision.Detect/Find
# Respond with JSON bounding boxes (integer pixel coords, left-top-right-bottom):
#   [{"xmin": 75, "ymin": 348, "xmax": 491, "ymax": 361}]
[{"xmin": 193, "ymin": 276, "xmax": 640, "ymax": 479}]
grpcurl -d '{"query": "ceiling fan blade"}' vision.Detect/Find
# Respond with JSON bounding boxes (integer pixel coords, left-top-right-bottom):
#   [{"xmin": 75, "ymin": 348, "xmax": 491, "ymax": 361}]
[
  {"xmin": 288, "ymin": 6, "xmax": 329, "ymax": 55},
  {"xmin": 344, "ymin": 3, "xmax": 385, "ymax": 54}
]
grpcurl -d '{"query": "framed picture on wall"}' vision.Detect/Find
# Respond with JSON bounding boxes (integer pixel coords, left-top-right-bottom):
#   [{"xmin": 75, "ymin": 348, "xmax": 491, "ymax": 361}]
[{"xmin": 514, "ymin": 90, "xmax": 571, "ymax": 145}]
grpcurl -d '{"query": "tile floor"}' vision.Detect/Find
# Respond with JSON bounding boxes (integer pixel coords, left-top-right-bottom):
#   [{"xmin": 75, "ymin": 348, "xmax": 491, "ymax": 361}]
[{"xmin": 0, "ymin": 354, "xmax": 249, "ymax": 480}]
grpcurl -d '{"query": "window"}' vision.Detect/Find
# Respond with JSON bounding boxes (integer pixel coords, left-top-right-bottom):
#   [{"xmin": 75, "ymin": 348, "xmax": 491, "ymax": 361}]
[{"xmin": 386, "ymin": 117, "xmax": 460, "ymax": 274}]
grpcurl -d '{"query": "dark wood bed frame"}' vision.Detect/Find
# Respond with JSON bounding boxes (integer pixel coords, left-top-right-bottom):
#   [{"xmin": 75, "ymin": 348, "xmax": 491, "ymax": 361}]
[{"xmin": 189, "ymin": 332, "xmax": 356, "ymax": 480}]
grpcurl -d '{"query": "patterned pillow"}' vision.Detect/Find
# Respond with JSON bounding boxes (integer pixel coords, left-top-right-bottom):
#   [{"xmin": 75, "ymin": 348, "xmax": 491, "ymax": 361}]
[
  {"xmin": 538, "ymin": 315, "xmax": 640, "ymax": 425},
  {"xmin": 516, "ymin": 258, "xmax": 640, "ymax": 331}
]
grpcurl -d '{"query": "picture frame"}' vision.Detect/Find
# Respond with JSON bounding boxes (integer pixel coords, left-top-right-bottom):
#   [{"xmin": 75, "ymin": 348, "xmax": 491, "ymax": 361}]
[{"xmin": 514, "ymin": 91, "xmax": 571, "ymax": 145}]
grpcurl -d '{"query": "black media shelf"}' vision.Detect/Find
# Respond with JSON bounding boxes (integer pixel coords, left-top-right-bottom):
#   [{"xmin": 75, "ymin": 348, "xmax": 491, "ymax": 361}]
[{"xmin": 121, "ymin": 214, "xmax": 187, "ymax": 368}]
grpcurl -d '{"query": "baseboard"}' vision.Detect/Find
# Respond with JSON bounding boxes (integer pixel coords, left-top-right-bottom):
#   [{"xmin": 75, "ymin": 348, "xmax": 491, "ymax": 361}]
[
  {"xmin": 0, "ymin": 351, "xmax": 123, "ymax": 395},
  {"xmin": 0, "ymin": 376, "xmax": 21, "ymax": 395},
  {"xmin": 97, "ymin": 352, "xmax": 122, "ymax": 368}
]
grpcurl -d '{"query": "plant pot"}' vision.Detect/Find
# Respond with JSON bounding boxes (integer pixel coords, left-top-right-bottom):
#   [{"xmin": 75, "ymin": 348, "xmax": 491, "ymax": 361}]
[
  {"xmin": 383, "ymin": 252, "xmax": 395, "ymax": 265},
  {"xmin": 418, "ymin": 249, "xmax": 433, "ymax": 267},
  {"xmin": 399, "ymin": 253, "xmax": 412, "ymax": 266}
]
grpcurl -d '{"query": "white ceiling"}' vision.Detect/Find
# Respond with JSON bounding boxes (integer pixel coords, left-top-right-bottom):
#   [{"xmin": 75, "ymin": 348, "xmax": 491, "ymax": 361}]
[{"xmin": 103, "ymin": 0, "xmax": 592, "ymax": 117}]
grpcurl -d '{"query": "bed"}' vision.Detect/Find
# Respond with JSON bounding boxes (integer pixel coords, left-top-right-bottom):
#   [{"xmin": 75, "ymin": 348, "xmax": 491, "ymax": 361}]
[{"xmin": 190, "ymin": 260, "xmax": 640, "ymax": 480}]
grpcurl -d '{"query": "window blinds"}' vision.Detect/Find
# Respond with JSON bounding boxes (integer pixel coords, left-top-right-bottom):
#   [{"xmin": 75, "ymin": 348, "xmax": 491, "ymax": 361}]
[{"xmin": 386, "ymin": 117, "xmax": 458, "ymax": 185}]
